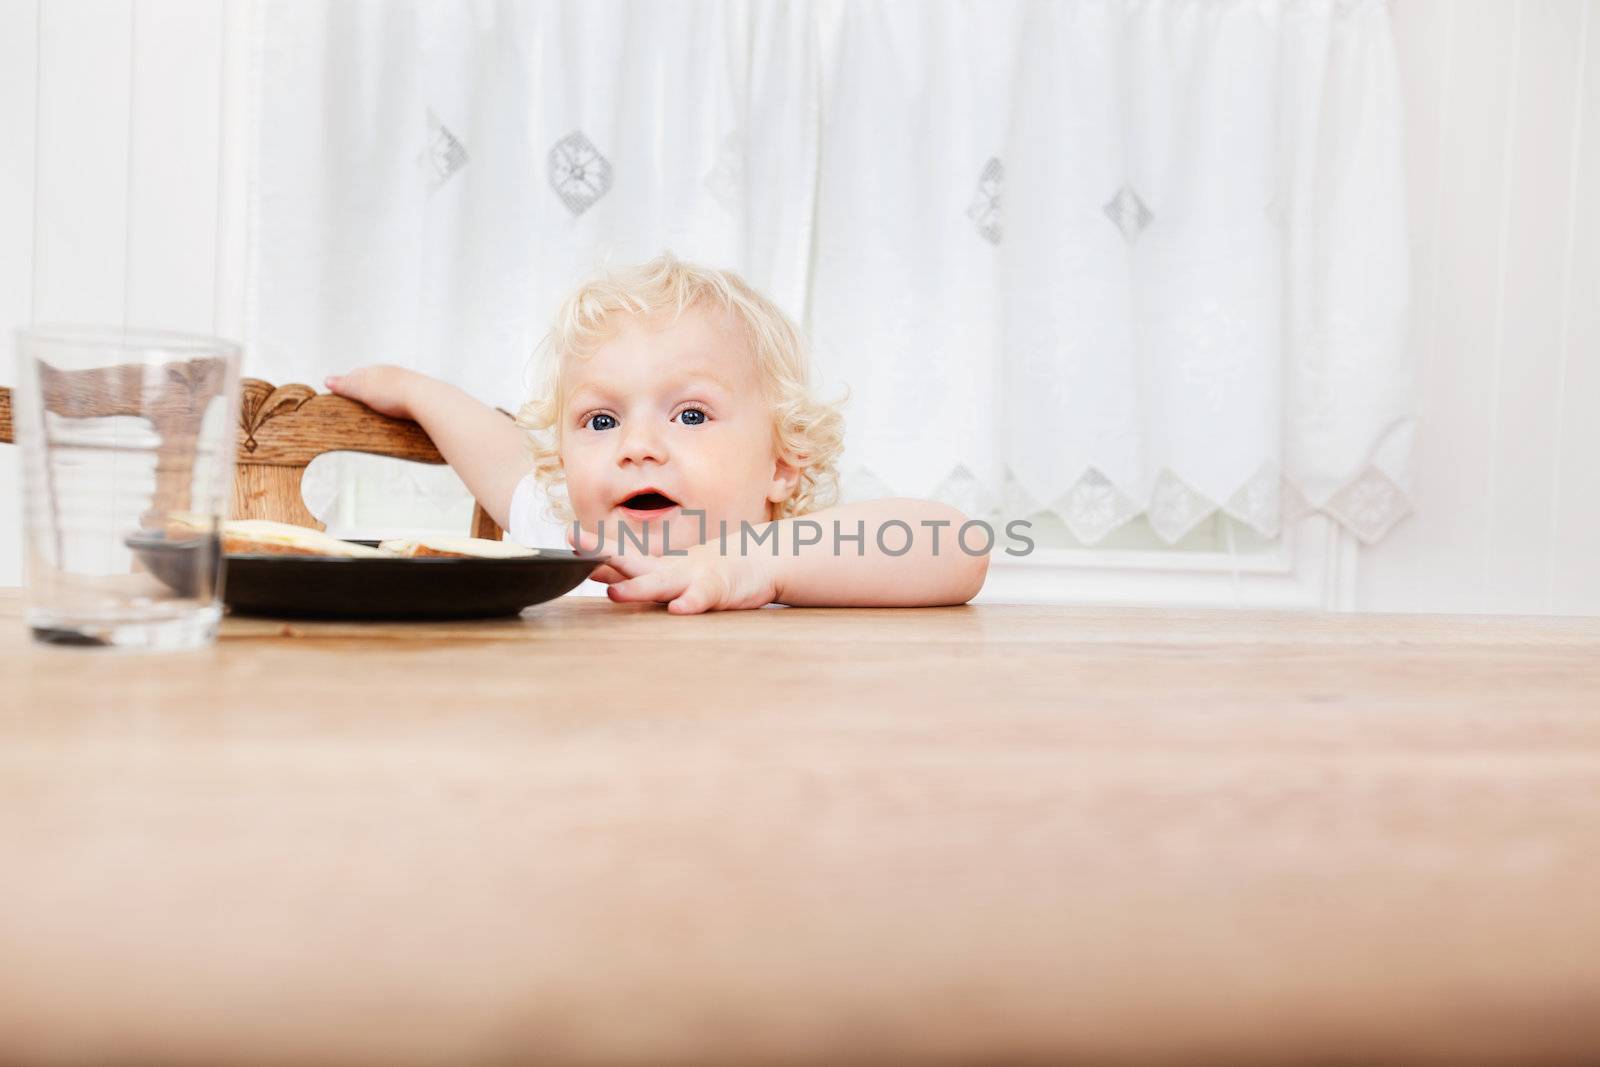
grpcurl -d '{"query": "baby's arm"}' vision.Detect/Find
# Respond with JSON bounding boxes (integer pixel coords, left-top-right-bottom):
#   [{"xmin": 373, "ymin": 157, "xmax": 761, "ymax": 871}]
[
  {"xmin": 572, "ymin": 497, "xmax": 989, "ymax": 612},
  {"xmin": 324, "ymin": 365, "xmax": 530, "ymax": 531},
  {"xmin": 765, "ymin": 498, "xmax": 989, "ymax": 607}
]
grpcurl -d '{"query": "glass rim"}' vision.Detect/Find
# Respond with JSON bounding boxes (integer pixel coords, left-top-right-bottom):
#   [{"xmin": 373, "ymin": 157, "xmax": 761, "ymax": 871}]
[{"xmin": 16, "ymin": 324, "xmax": 242, "ymax": 356}]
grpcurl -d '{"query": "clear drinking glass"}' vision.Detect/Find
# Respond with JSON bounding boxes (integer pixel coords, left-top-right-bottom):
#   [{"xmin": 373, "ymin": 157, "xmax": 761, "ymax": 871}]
[{"xmin": 13, "ymin": 326, "xmax": 242, "ymax": 650}]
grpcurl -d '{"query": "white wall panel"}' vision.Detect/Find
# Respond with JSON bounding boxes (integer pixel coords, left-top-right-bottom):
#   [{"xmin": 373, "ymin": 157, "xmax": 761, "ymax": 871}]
[
  {"xmin": 1362, "ymin": 0, "xmax": 1518, "ymax": 613},
  {"xmin": 1550, "ymin": 2, "xmax": 1600, "ymax": 615},
  {"xmin": 0, "ymin": 0, "xmax": 38, "ymax": 348},
  {"xmin": 0, "ymin": 0, "xmax": 234, "ymax": 589},
  {"xmin": 31, "ymin": 0, "xmax": 133, "ymax": 324},
  {"xmin": 0, "ymin": 0, "xmax": 40, "ymax": 586},
  {"xmin": 1484, "ymin": 0, "xmax": 1587, "ymax": 613},
  {"xmin": 125, "ymin": 0, "xmax": 225, "ymax": 333},
  {"xmin": 1359, "ymin": 0, "xmax": 1600, "ymax": 617},
  {"xmin": 1396, "ymin": 0, "xmax": 1451, "ymax": 399}
]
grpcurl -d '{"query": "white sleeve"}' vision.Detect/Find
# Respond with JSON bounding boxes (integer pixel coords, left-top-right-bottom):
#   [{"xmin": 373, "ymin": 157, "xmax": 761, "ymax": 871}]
[
  {"xmin": 505, "ymin": 471, "xmax": 606, "ymax": 597},
  {"xmin": 506, "ymin": 471, "xmax": 540, "ymax": 547}
]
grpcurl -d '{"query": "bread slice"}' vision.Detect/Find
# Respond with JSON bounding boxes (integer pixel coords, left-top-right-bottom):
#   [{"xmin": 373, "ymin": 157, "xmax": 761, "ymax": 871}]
[
  {"xmin": 214, "ymin": 519, "xmax": 390, "ymax": 558},
  {"xmin": 378, "ymin": 535, "xmax": 541, "ymax": 559},
  {"xmin": 164, "ymin": 511, "xmax": 219, "ymax": 537},
  {"xmin": 162, "ymin": 515, "xmax": 535, "ymax": 560}
]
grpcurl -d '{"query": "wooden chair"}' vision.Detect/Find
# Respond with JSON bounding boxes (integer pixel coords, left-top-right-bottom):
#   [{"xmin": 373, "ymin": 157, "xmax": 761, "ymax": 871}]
[{"xmin": 0, "ymin": 370, "xmax": 504, "ymax": 540}]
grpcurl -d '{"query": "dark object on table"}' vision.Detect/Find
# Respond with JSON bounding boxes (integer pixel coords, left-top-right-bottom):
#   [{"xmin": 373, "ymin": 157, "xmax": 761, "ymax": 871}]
[{"xmin": 127, "ymin": 531, "xmax": 603, "ymax": 620}]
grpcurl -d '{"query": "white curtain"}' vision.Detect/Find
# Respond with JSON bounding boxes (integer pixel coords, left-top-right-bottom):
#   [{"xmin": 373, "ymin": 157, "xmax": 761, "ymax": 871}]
[{"xmin": 253, "ymin": 0, "xmax": 1413, "ymax": 547}]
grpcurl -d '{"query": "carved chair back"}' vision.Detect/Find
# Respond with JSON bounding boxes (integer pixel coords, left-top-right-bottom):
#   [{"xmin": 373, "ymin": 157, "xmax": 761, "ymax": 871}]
[{"xmin": 0, "ymin": 374, "xmax": 503, "ymax": 540}]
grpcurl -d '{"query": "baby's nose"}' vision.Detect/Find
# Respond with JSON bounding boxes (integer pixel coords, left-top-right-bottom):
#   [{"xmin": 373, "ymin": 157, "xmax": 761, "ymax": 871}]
[{"xmin": 618, "ymin": 420, "xmax": 667, "ymax": 463}]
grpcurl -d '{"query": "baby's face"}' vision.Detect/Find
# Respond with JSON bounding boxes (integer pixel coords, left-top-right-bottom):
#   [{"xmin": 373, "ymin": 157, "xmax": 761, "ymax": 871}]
[{"xmin": 557, "ymin": 304, "xmax": 796, "ymax": 552}]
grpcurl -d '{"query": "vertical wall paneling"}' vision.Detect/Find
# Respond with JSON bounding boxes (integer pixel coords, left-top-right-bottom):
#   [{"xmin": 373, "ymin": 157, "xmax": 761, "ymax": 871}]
[
  {"xmin": 1551, "ymin": 2, "xmax": 1600, "ymax": 614},
  {"xmin": 13, "ymin": 0, "xmax": 139, "ymax": 590},
  {"xmin": 1480, "ymin": 0, "xmax": 1524, "ymax": 611},
  {"xmin": 126, "ymin": 0, "xmax": 226, "ymax": 333},
  {"xmin": 0, "ymin": 1, "xmax": 39, "ymax": 349},
  {"xmin": 1400, "ymin": 0, "xmax": 1454, "ymax": 425},
  {"xmin": 1360, "ymin": 0, "xmax": 1518, "ymax": 613},
  {"xmin": 1362, "ymin": 0, "xmax": 1600, "ymax": 617},
  {"xmin": 0, "ymin": 1, "xmax": 40, "ymax": 586},
  {"xmin": 214, "ymin": 0, "xmax": 255, "ymax": 345},
  {"xmin": 31, "ymin": 0, "xmax": 134, "ymax": 324},
  {"xmin": 1483, "ymin": 0, "xmax": 1585, "ymax": 613}
]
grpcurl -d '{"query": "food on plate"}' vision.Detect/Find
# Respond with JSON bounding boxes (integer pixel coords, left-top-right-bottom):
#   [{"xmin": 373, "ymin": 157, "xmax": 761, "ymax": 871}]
[
  {"xmin": 163, "ymin": 511, "xmax": 220, "ymax": 538},
  {"xmin": 163, "ymin": 514, "xmax": 384, "ymax": 557},
  {"xmin": 159, "ymin": 514, "xmax": 540, "ymax": 560},
  {"xmin": 378, "ymin": 535, "xmax": 541, "ymax": 559},
  {"xmin": 216, "ymin": 519, "xmax": 392, "ymax": 558}
]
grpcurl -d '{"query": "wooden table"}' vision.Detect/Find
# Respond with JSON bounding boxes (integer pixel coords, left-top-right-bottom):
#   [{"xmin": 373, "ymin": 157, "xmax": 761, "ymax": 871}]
[{"xmin": 3, "ymin": 589, "xmax": 1599, "ymax": 1066}]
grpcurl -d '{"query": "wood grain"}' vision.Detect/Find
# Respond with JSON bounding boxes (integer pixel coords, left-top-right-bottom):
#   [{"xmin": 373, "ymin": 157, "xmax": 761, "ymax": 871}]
[
  {"xmin": 238, "ymin": 379, "xmax": 445, "ymax": 466},
  {"xmin": 232, "ymin": 463, "xmax": 326, "ymax": 531},
  {"xmin": 2, "ymin": 593, "xmax": 1598, "ymax": 1066}
]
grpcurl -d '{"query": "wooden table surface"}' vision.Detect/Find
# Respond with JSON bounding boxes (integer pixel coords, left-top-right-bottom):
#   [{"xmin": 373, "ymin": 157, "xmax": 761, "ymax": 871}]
[{"xmin": 3, "ymin": 590, "xmax": 1599, "ymax": 1067}]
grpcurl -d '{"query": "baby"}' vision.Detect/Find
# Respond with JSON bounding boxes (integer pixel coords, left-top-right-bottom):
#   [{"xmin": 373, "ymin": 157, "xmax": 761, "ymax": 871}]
[{"xmin": 326, "ymin": 254, "xmax": 989, "ymax": 613}]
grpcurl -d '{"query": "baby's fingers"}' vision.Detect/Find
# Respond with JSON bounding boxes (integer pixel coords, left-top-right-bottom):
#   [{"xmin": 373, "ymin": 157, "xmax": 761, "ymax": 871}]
[
  {"xmin": 324, "ymin": 371, "xmax": 361, "ymax": 398},
  {"xmin": 586, "ymin": 563, "xmax": 627, "ymax": 584},
  {"xmin": 322, "ymin": 365, "xmax": 414, "ymax": 419},
  {"xmin": 667, "ymin": 573, "xmax": 725, "ymax": 615},
  {"xmin": 607, "ymin": 568, "xmax": 690, "ymax": 604},
  {"xmin": 567, "ymin": 525, "xmax": 659, "ymax": 580}
]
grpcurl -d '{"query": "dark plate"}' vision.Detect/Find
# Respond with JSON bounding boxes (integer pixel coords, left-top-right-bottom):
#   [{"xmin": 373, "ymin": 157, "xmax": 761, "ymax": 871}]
[{"xmin": 126, "ymin": 531, "xmax": 606, "ymax": 620}]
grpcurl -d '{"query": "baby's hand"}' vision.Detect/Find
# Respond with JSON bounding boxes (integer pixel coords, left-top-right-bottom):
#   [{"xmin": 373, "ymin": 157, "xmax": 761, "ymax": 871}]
[
  {"xmin": 324, "ymin": 365, "xmax": 420, "ymax": 420},
  {"xmin": 567, "ymin": 525, "xmax": 781, "ymax": 614}
]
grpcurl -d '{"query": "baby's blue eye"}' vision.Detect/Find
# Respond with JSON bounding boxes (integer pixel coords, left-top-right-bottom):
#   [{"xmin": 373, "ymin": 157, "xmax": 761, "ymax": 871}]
[
  {"xmin": 676, "ymin": 408, "xmax": 707, "ymax": 426},
  {"xmin": 586, "ymin": 413, "xmax": 617, "ymax": 431}
]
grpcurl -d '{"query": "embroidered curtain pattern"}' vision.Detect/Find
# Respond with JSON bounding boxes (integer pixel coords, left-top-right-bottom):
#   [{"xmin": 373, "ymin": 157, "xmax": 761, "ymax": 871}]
[{"xmin": 255, "ymin": 0, "xmax": 1413, "ymax": 546}]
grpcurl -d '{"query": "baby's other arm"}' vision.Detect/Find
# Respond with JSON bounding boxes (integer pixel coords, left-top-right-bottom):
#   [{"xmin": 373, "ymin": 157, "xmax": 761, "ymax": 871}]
[
  {"xmin": 765, "ymin": 498, "xmax": 989, "ymax": 607},
  {"xmin": 325, "ymin": 365, "xmax": 530, "ymax": 531},
  {"xmin": 572, "ymin": 497, "xmax": 988, "ymax": 612}
]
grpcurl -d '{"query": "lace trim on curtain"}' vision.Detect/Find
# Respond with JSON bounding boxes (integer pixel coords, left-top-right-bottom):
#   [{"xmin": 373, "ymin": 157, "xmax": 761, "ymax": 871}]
[
  {"xmin": 843, "ymin": 461, "xmax": 1413, "ymax": 548},
  {"xmin": 301, "ymin": 454, "xmax": 1413, "ymax": 549}
]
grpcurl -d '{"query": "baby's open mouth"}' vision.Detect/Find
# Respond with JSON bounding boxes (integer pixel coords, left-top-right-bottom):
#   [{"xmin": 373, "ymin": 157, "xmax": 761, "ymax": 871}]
[{"xmin": 619, "ymin": 491, "xmax": 680, "ymax": 514}]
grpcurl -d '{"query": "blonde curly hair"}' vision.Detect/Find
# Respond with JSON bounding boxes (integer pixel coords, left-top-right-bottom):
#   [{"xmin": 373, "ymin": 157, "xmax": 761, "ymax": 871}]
[{"xmin": 516, "ymin": 254, "xmax": 847, "ymax": 525}]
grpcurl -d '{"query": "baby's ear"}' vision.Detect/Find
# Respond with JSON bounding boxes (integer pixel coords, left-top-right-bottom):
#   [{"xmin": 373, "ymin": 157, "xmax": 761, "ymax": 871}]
[{"xmin": 766, "ymin": 452, "xmax": 802, "ymax": 505}]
